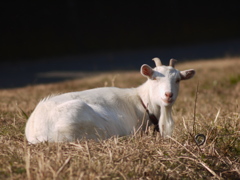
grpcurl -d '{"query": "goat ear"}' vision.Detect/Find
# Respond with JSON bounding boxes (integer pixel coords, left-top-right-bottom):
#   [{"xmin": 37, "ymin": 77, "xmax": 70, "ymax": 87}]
[
  {"xmin": 141, "ymin": 64, "xmax": 154, "ymax": 79},
  {"xmin": 180, "ymin": 69, "xmax": 196, "ymax": 80}
]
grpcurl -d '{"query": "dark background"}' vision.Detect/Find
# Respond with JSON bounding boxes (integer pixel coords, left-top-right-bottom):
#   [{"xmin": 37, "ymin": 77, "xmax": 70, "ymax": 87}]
[{"xmin": 1, "ymin": 1, "xmax": 240, "ymax": 88}]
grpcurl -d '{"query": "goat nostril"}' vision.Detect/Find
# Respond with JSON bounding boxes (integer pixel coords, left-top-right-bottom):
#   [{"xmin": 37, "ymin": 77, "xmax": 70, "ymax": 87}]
[{"xmin": 165, "ymin": 92, "xmax": 173, "ymax": 98}]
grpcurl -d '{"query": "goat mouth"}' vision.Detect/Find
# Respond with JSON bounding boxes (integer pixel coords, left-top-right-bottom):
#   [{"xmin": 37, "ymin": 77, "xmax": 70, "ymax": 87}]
[{"xmin": 162, "ymin": 98, "xmax": 173, "ymax": 104}]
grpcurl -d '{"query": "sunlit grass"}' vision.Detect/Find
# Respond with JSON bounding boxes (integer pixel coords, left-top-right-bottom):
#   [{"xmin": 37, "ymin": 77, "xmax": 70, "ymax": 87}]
[{"xmin": 0, "ymin": 57, "xmax": 239, "ymax": 179}]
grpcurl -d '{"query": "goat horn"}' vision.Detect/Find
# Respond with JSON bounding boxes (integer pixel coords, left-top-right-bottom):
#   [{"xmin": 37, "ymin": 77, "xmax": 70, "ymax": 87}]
[
  {"xmin": 169, "ymin": 58, "xmax": 177, "ymax": 68},
  {"xmin": 152, "ymin": 57, "xmax": 162, "ymax": 67}
]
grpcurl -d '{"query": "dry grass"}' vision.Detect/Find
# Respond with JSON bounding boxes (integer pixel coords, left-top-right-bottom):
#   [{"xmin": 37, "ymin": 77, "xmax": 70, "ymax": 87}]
[{"xmin": 0, "ymin": 57, "xmax": 239, "ymax": 179}]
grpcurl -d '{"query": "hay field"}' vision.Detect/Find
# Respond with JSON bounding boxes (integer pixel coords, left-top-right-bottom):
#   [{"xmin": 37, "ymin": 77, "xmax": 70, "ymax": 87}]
[{"xmin": 0, "ymin": 58, "xmax": 239, "ymax": 179}]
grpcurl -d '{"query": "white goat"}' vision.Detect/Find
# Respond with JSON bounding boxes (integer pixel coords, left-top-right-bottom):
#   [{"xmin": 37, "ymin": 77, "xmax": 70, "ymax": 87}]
[{"xmin": 25, "ymin": 58, "xmax": 195, "ymax": 143}]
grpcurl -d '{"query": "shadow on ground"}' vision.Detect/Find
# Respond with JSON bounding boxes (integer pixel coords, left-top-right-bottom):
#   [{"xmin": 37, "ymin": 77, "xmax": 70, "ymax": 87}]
[{"xmin": 1, "ymin": 40, "xmax": 240, "ymax": 89}]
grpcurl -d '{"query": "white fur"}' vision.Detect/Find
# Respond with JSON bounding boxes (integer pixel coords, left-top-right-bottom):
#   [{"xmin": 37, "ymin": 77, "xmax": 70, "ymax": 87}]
[{"xmin": 25, "ymin": 60, "xmax": 195, "ymax": 143}]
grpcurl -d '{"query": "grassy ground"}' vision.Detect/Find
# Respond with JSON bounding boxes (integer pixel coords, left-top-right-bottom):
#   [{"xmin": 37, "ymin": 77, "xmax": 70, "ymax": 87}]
[{"xmin": 0, "ymin": 57, "xmax": 239, "ymax": 179}]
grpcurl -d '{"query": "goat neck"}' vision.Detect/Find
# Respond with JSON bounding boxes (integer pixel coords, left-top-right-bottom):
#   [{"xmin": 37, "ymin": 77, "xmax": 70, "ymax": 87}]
[{"xmin": 137, "ymin": 82, "xmax": 160, "ymax": 115}]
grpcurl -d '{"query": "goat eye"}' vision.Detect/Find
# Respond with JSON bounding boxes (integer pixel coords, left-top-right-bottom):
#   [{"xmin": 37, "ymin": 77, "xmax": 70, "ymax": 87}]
[{"xmin": 176, "ymin": 79, "xmax": 180, "ymax": 83}]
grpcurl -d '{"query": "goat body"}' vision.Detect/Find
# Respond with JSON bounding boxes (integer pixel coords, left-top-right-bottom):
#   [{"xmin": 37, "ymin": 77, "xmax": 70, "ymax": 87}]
[{"xmin": 26, "ymin": 87, "xmax": 146, "ymax": 143}]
